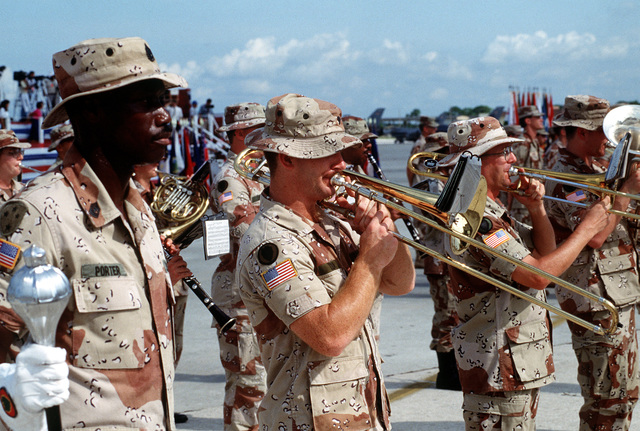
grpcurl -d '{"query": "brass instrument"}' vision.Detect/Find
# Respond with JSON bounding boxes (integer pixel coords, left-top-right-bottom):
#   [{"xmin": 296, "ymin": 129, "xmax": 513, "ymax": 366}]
[
  {"xmin": 409, "ymin": 151, "xmax": 640, "ymax": 220},
  {"xmin": 150, "ymin": 161, "xmax": 211, "ymax": 238},
  {"xmin": 603, "ymin": 104, "xmax": 640, "ymax": 155},
  {"xmin": 19, "ymin": 164, "xmax": 46, "ymax": 173},
  {"xmin": 237, "ymin": 148, "xmax": 619, "ymax": 336},
  {"xmin": 234, "ymin": 148, "xmax": 486, "ymax": 255}
]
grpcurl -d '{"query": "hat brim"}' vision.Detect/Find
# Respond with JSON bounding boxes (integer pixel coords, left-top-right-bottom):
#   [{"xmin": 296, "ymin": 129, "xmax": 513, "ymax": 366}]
[
  {"xmin": 553, "ymin": 117, "xmax": 603, "ymax": 131},
  {"xmin": 42, "ymin": 72, "xmax": 188, "ymax": 129},
  {"xmin": 3, "ymin": 142, "xmax": 32, "ymax": 150},
  {"xmin": 439, "ymin": 136, "xmax": 523, "ymax": 167},
  {"xmin": 218, "ymin": 118, "xmax": 266, "ymax": 132},
  {"xmin": 359, "ymin": 132, "xmax": 378, "ymax": 140},
  {"xmin": 246, "ymin": 128, "xmax": 362, "ymax": 159}
]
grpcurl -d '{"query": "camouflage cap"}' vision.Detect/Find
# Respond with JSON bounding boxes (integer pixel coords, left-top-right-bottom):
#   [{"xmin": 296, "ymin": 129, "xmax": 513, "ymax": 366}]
[
  {"xmin": 504, "ymin": 124, "xmax": 524, "ymax": 137},
  {"xmin": 245, "ymin": 93, "xmax": 360, "ymax": 159},
  {"xmin": 420, "ymin": 116, "xmax": 439, "ymax": 128},
  {"xmin": 553, "ymin": 95, "xmax": 610, "ymax": 130},
  {"xmin": 343, "ymin": 116, "xmax": 378, "ymax": 141},
  {"xmin": 536, "ymin": 128, "xmax": 549, "ymax": 136},
  {"xmin": 518, "ymin": 105, "xmax": 542, "ymax": 119},
  {"xmin": 422, "ymin": 132, "xmax": 448, "ymax": 152},
  {"xmin": 218, "ymin": 102, "xmax": 266, "ymax": 132},
  {"xmin": 0, "ymin": 130, "xmax": 31, "ymax": 150},
  {"xmin": 48, "ymin": 123, "xmax": 74, "ymax": 151},
  {"xmin": 439, "ymin": 117, "xmax": 523, "ymax": 167},
  {"xmin": 43, "ymin": 37, "xmax": 188, "ymax": 129}
]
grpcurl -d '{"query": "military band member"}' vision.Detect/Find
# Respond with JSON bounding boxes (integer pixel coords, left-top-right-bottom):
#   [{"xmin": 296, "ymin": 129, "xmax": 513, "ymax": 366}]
[
  {"xmin": 545, "ymin": 95, "xmax": 640, "ymax": 431},
  {"xmin": 439, "ymin": 116, "xmax": 610, "ymax": 431},
  {"xmin": 236, "ymin": 93, "xmax": 415, "ymax": 430},
  {"xmin": 0, "ymin": 130, "xmax": 30, "ymax": 202},
  {"xmin": 0, "ymin": 37, "xmax": 187, "ymax": 429},
  {"xmin": 509, "ymin": 105, "xmax": 545, "ymax": 225},
  {"xmin": 210, "ymin": 102, "xmax": 267, "ymax": 431}
]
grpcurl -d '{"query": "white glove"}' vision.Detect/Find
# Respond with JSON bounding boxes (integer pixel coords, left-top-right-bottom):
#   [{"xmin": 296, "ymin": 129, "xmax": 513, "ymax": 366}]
[{"xmin": 0, "ymin": 344, "xmax": 69, "ymax": 431}]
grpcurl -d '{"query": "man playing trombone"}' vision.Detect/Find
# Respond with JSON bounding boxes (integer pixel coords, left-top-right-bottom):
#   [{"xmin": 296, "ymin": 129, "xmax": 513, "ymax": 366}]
[
  {"xmin": 438, "ymin": 116, "xmax": 611, "ymax": 431},
  {"xmin": 236, "ymin": 93, "xmax": 415, "ymax": 430},
  {"xmin": 545, "ymin": 95, "xmax": 640, "ymax": 431}
]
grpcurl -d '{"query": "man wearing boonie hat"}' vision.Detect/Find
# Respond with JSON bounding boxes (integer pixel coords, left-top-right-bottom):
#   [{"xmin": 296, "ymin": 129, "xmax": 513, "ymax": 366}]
[
  {"xmin": 236, "ymin": 93, "xmax": 415, "ymax": 430},
  {"xmin": 545, "ymin": 95, "xmax": 640, "ymax": 431},
  {"xmin": 47, "ymin": 123, "xmax": 74, "ymax": 168},
  {"xmin": 209, "ymin": 102, "xmax": 267, "ymax": 431},
  {"xmin": 0, "ymin": 129, "xmax": 31, "ymax": 202},
  {"xmin": 509, "ymin": 105, "xmax": 545, "ymax": 225},
  {"xmin": 408, "ymin": 116, "xmax": 439, "ymax": 177},
  {"xmin": 441, "ymin": 116, "xmax": 610, "ymax": 430},
  {"xmin": 0, "ymin": 37, "xmax": 188, "ymax": 430},
  {"xmin": 406, "ymin": 130, "xmax": 462, "ymax": 390}
]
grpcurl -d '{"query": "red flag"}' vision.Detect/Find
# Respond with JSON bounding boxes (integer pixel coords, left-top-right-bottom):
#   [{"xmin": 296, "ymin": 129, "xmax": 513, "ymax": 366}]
[
  {"xmin": 548, "ymin": 94, "xmax": 554, "ymax": 125},
  {"xmin": 512, "ymin": 91, "xmax": 519, "ymax": 125},
  {"xmin": 183, "ymin": 128, "xmax": 193, "ymax": 176},
  {"xmin": 527, "ymin": 91, "xmax": 531, "ymax": 106},
  {"xmin": 532, "ymin": 92, "xmax": 537, "ymax": 109}
]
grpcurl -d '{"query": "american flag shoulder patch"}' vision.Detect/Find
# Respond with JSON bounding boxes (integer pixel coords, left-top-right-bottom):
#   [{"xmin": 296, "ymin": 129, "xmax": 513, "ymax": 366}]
[
  {"xmin": 261, "ymin": 259, "xmax": 298, "ymax": 291},
  {"xmin": 0, "ymin": 239, "xmax": 21, "ymax": 270},
  {"xmin": 219, "ymin": 191, "xmax": 233, "ymax": 205},
  {"xmin": 483, "ymin": 229, "xmax": 510, "ymax": 248},
  {"xmin": 566, "ymin": 190, "xmax": 587, "ymax": 202}
]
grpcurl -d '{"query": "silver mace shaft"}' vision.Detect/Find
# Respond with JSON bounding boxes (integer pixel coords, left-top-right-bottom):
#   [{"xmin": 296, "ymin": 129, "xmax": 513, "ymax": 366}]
[{"xmin": 7, "ymin": 245, "xmax": 71, "ymax": 431}]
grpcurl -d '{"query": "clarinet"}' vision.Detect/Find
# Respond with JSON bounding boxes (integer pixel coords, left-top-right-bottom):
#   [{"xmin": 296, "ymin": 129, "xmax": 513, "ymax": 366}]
[
  {"xmin": 365, "ymin": 152, "xmax": 424, "ymax": 248},
  {"xmin": 164, "ymin": 249, "xmax": 236, "ymax": 333}
]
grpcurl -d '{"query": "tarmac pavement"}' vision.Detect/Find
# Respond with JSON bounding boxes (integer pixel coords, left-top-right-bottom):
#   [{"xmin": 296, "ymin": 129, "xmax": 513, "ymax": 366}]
[{"xmin": 173, "ymin": 139, "xmax": 640, "ymax": 430}]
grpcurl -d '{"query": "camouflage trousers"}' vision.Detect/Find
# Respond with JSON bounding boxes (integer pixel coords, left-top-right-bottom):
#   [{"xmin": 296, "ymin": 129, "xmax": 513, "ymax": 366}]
[
  {"xmin": 568, "ymin": 305, "xmax": 639, "ymax": 431},
  {"xmin": 215, "ymin": 312, "xmax": 267, "ymax": 431},
  {"xmin": 462, "ymin": 389, "xmax": 540, "ymax": 431},
  {"xmin": 426, "ymin": 273, "xmax": 458, "ymax": 352}
]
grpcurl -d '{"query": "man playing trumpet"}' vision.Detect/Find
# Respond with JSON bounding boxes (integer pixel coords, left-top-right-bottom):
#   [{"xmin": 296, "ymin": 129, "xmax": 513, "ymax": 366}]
[
  {"xmin": 0, "ymin": 130, "xmax": 31, "ymax": 202},
  {"xmin": 439, "ymin": 116, "xmax": 611, "ymax": 431}
]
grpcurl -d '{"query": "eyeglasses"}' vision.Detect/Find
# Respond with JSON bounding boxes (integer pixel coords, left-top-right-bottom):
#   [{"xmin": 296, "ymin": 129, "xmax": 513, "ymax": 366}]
[
  {"xmin": 483, "ymin": 146, "xmax": 513, "ymax": 158},
  {"xmin": 3, "ymin": 148, "xmax": 24, "ymax": 158}
]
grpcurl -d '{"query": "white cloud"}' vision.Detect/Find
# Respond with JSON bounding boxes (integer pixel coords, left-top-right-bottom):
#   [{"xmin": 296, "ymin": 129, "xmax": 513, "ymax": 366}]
[
  {"xmin": 371, "ymin": 39, "xmax": 410, "ymax": 65},
  {"xmin": 482, "ymin": 30, "xmax": 628, "ymax": 64},
  {"xmin": 159, "ymin": 60, "xmax": 203, "ymax": 83},
  {"xmin": 429, "ymin": 87, "xmax": 449, "ymax": 100}
]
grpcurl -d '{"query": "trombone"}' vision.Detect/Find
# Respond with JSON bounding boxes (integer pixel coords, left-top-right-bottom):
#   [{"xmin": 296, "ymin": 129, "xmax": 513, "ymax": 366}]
[
  {"xmin": 409, "ymin": 150, "xmax": 640, "ymax": 221},
  {"xmin": 235, "ymin": 148, "xmax": 619, "ymax": 336}
]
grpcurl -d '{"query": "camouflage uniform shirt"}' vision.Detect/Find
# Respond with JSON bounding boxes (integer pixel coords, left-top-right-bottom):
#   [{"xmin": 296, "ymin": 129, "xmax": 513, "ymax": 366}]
[
  {"xmin": 448, "ymin": 198, "xmax": 555, "ymax": 394},
  {"xmin": 237, "ymin": 193, "xmax": 390, "ymax": 430},
  {"xmin": 0, "ymin": 146, "xmax": 176, "ymax": 430},
  {"xmin": 0, "ymin": 179, "xmax": 24, "ymax": 203},
  {"xmin": 545, "ymin": 149, "xmax": 640, "ymax": 316}
]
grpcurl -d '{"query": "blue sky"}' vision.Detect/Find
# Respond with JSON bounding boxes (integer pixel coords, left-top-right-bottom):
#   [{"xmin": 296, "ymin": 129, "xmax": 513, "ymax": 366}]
[{"xmin": 1, "ymin": 1, "xmax": 639, "ymax": 119}]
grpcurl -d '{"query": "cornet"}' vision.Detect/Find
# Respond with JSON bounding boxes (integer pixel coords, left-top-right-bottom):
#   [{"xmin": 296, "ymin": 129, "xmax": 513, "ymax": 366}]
[{"xmin": 235, "ymin": 148, "xmax": 619, "ymax": 336}]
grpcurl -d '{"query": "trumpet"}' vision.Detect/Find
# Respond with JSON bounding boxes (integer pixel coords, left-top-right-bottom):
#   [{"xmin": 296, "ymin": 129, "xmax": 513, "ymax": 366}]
[{"xmin": 237, "ymin": 148, "xmax": 619, "ymax": 336}]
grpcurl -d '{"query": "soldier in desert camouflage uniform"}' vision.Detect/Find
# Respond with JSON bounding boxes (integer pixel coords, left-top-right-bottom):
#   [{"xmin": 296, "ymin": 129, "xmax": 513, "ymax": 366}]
[
  {"xmin": 438, "ymin": 116, "xmax": 610, "ymax": 431},
  {"xmin": 210, "ymin": 102, "xmax": 267, "ymax": 431},
  {"xmin": 0, "ymin": 37, "xmax": 187, "ymax": 430},
  {"xmin": 406, "ymin": 131, "xmax": 461, "ymax": 390},
  {"xmin": 0, "ymin": 130, "xmax": 31, "ymax": 203},
  {"xmin": 509, "ymin": 105, "xmax": 545, "ymax": 226},
  {"xmin": 545, "ymin": 95, "xmax": 640, "ymax": 431},
  {"xmin": 236, "ymin": 93, "xmax": 415, "ymax": 430},
  {"xmin": 47, "ymin": 123, "xmax": 74, "ymax": 169}
]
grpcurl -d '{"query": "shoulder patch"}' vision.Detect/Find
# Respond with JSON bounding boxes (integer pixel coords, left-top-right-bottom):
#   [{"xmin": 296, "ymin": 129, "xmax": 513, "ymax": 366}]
[
  {"xmin": 257, "ymin": 242, "xmax": 279, "ymax": 265},
  {"xmin": 478, "ymin": 217, "xmax": 493, "ymax": 235},
  {"xmin": 261, "ymin": 259, "xmax": 298, "ymax": 291},
  {"xmin": 483, "ymin": 228, "xmax": 510, "ymax": 248},
  {"xmin": 0, "ymin": 239, "xmax": 21, "ymax": 271},
  {"xmin": 217, "ymin": 180, "xmax": 229, "ymax": 193},
  {"xmin": 0, "ymin": 201, "xmax": 28, "ymax": 236}
]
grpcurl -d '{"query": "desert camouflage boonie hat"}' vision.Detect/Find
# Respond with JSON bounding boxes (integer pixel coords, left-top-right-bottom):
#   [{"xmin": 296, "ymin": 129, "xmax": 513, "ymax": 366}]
[
  {"xmin": 218, "ymin": 102, "xmax": 266, "ymax": 132},
  {"xmin": 518, "ymin": 105, "xmax": 542, "ymax": 119},
  {"xmin": 420, "ymin": 116, "xmax": 439, "ymax": 128},
  {"xmin": 553, "ymin": 95, "xmax": 610, "ymax": 131},
  {"xmin": 439, "ymin": 117, "xmax": 523, "ymax": 167},
  {"xmin": 421, "ymin": 132, "xmax": 448, "ymax": 152},
  {"xmin": 43, "ymin": 37, "xmax": 188, "ymax": 129},
  {"xmin": 245, "ymin": 93, "xmax": 361, "ymax": 159},
  {"xmin": 343, "ymin": 116, "xmax": 378, "ymax": 141},
  {"xmin": 0, "ymin": 130, "xmax": 31, "ymax": 150},
  {"xmin": 48, "ymin": 124, "xmax": 74, "ymax": 151},
  {"xmin": 504, "ymin": 124, "xmax": 524, "ymax": 137}
]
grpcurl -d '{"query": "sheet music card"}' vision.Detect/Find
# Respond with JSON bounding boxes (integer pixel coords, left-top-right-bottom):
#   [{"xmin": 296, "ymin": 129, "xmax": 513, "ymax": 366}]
[{"xmin": 204, "ymin": 219, "xmax": 230, "ymax": 260}]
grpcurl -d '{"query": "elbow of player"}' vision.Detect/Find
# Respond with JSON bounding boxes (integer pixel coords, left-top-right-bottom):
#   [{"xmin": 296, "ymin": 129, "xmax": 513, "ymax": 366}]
[
  {"xmin": 587, "ymin": 236, "xmax": 605, "ymax": 249},
  {"xmin": 529, "ymin": 274, "xmax": 551, "ymax": 291},
  {"xmin": 312, "ymin": 333, "xmax": 356, "ymax": 357}
]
